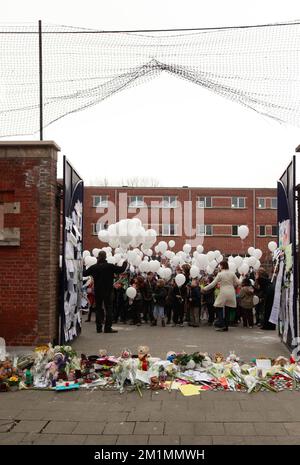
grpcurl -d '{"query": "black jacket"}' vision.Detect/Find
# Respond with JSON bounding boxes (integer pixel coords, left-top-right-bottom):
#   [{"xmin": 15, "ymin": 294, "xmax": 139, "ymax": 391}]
[
  {"xmin": 153, "ymin": 286, "xmax": 168, "ymax": 307},
  {"xmin": 83, "ymin": 261, "xmax": 127, "ymax": 296},
  {"xmin": 190, "ymin": 286, "xmax": 201, "ymax": 306}
]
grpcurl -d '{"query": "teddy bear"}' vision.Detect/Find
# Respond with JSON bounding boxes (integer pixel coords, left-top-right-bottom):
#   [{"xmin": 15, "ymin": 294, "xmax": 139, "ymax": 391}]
[{"xmin": 138, "ymin": 346, "xmax": 150, "ymax": 371}]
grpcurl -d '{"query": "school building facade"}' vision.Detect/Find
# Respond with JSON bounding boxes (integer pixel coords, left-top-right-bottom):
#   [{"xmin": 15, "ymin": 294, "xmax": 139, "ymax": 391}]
[{"xmin": 83, "ymin": 186, "xmax": 277, "ymax": 263}]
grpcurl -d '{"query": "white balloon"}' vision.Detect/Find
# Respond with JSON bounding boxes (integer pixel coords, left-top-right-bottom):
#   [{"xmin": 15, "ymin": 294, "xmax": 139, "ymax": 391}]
[
  {"xmin": 139, "ymin": 261, "xmax": 147, "ymax": 272},
  {"xmin": 149, "ymin": 260, "xmax": 160, "ymax": 273},
  {"xmin": 126, "ymin": 287, "xmax": 137, "ymax": 299},
  {"xmin": 197, "ymin": 253, "xmax": 208, "ymax": 265},
  {"xmin": 107, "ymin": 223, "xmax": 117, "ymax": 237},
  {"xmin": 268, "ymin": 241, "xmax": 277, "ymax": 252},
  {"xmin": 106, "ymin": 255, "xmax": 116, "ymax": 264},
  {"xmin": 253, "ymin": 295, "xmax": 259, "ymax": 306},
  {"xmin": 129, "ymin": 265, "xmax": 135, "ymax": 273},
  {"xmin": 158, "ymin": 241, "xmax": 168, "ymax": 253},
  {"xmin": 207, "ymin": 251, "xmax": 215, "ymax": 262},
  {"xmin": 216, "ymin": 254, "xmax": 223, "ymax": 264},
  {"xmin": 165, "ymin": 250, "xmax": 175, "ymax": 259},
  {"xmin": 229, "ymin": 262, "xmax": 237, "ymax": 272},
  {"xmin": 228, "ymin": 255, "xmax": 234, "ymax": 262},
  {"xmin": 214, "ymin": 250, "xmax": 221, "ymax": 258},
  {"xmin": 83, "ymin": 250, "xmax": 91, "ymax": 259},
  {"xmin": 133, "ymin": 255, "xmax": 142, "ymax": 267},
  {"xmin": 85, "ymin": 256, "xmax": 97, "ymax": 269},
  {"xmin": 183, "ymin": 244, "xmax": 192, "ymax": 254},
  {"xmin": 126, "ymin": 250, "xmax": 135, "ymax": 264},
  {"xmin": 92, "ymin": 248, "xmax": 100, "ymax": 257},
  {"xmin": 143, "ymin": 261, "xmax": 151, "ymax": 272},
  {"xmin": 168, "ymin": 240, "xmax": 175, "ymax": 248},
  {"xmin": 175, "ymin": 273, "xmax": 186, "ymax": 287},
  {"xmin": 234, "ymin": 256, "xmax": 243, "ymax": 267},
  {"xmin": 210, "ymin": 259, "xmax": 218, "ymax": 269},
  {"xmin": 177, "ymin": 251, "xmax": 186, "ymax": 258},
  {"xmin": 248, "ymin": 247, "xmax": 255, "ymax": 256},
  {"xmin": 238, "ymin": 263, "xmax": 249, "ymax": 275},
  {"xmin": 98, "ymin": 229, "xmax": 109, "ymax": 242},
  {"xmin": 143, "ymin": 256, "xmax": 149, "ymax": 261},
  {"xmin": 163, "ymin": 268, "xmax": 172, "ymax": 280},
  {"xmin": 238, "ymin": 225, "xmax": 249, "ymax": 240},
  {"xmin": 248, "ymin": 256, "xmax": 257, "ymax": 267},
  {"xmin": 253, "ymin": 260, "xmax": 261, "ymax": 271},
  {"xmin": 131, "ymin": 218, "xmax": 142, "ymax": 228},
  {"xmin": 113, "ymin": 253, "xmax": 122, "ymax": 263},
  {"xmin": 109, "ymin": 238, "xmax": 120, "ymax": 249},
  {"xmin": 170, "ymin": 256, "xmax": 181, "ymax": 267},
  {"xmin": 196, "ymin": 245, "xmax": 204, "ymax": 254},
  {"xmin": 158, "ymin": 267, "xmax": 166, "ymax": 278},
  {"xmin": 144, "ymin": 249, "xmax": 153, "ymax": 257},
  {"xmin": 190, "ymin": 265, "xmax": 200, "ymax": 278},
  {"xmin": 254, "ymin": 249, "xmax": 263, "ymax": 260},
  {"xmin": 206, "ymin": 265, "xmax": 214, "ymax": 275}
]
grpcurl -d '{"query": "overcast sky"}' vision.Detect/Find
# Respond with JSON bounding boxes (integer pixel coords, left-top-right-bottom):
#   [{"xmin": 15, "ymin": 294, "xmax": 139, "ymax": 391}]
[{"xmin": 2, "ymin": 0, "xmax": 300, "ymax": 187}]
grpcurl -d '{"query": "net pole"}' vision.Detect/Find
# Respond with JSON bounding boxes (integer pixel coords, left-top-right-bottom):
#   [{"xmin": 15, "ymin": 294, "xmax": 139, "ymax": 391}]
[{"xmin": 38, "ymin": 20, "xmax": 43, "ymax": 141}]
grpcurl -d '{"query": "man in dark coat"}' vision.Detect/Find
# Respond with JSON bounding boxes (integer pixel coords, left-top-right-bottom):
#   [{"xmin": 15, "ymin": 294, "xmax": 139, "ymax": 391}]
[{"xmin": 83, "ymin": 251, "xmax": 128, "ymax": 333}]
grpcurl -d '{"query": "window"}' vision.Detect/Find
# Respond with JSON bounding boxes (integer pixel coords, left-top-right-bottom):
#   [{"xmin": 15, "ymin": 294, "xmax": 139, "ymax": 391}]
[
  {"xmin": 162, "ymin": 224, "xmax": 177, "ymax": 236},
  {"xmin": 92, "ymin": 222, "xmax": 106, "ymax": 235},
  {"xmin": 232, "ymin": 225, "xmax": 239, "ymax": 236},
  {"xmin": 231, "ymin": 197, "xmax": 245, "ymax": 208},
  {"xmin": 162, "ymin": 196, "xmax": 177, "ymax": 208},
  {"xmin": 272, "ymin": 225, "xmax": 278, "ymax": 236},
  {"xmin": 197, "ymin": 196, "xmax": 212, "ymax": 208},
  {"xmin": 93, "ymin": 195, "xmax": 108, "ymax": 208},
  {"xmin": 258, "ymin": 198, "xmax": 266, "ymax": 209},
  {"xmin": 128, "ymin": 196, "xmax": 145, "ymax": 208},
  {"xmin": 271, "ymin": 198, "xmax": 277, "ymax": 209},
  {"xmin": 197, "ymin": 224, "xmax": 213, "ymax": 236},
  {"xmin": 259, "ymin": 225, "xmax": 266, "ymax": 236}
]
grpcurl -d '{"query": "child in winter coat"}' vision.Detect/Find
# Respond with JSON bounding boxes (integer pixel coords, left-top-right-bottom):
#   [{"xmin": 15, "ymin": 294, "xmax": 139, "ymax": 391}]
[
  {"xmin": 239, "ymin": 278, "xmax": 254, "ymax": 328},
  {"xmin": 152, "ymin": 279, "xmax": 168, "ymax": 327},
  {"xmin": 189, "ymin": 279, "xmax": 201, "ymax": 327}
]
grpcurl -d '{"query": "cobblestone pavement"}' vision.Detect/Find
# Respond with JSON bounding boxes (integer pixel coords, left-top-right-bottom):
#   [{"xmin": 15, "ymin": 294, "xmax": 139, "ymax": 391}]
[{"xmin": 3, "ymin": 321, "xmax": 299, "ymax": 446}]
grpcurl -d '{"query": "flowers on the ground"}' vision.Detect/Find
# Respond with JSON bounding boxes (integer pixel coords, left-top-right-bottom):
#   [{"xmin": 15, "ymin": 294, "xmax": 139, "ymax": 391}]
[{"xmin": 1, "ymin": 346, "xmax": 299, "ymax": 395}]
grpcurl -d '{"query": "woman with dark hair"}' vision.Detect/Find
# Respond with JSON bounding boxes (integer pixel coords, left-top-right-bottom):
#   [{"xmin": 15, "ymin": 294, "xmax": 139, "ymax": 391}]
[{"xmin": 202, "ymin": 260, "xmax": 240, "ymax": 332}]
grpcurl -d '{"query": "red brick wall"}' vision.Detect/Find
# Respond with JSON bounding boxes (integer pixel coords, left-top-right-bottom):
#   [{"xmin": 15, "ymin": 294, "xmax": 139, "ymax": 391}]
[{"xmin": 0, "ymin": 142, "xmax": 60, "ymax": 345}]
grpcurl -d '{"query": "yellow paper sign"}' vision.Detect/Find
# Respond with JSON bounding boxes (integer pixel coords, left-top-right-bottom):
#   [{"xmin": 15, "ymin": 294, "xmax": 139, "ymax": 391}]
[{"xmin": 178, "ymin": 384, "xmax": 201, "ymax": 396}]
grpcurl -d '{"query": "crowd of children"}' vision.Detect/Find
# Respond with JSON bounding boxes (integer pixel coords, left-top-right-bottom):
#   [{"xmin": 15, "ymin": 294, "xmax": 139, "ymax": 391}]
[{"xmin": 83, "ymin": 263, "xmax": 275, "ymax": 331}]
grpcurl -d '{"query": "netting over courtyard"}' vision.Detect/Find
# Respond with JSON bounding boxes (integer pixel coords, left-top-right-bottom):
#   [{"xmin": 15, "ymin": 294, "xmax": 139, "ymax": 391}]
[{"xmin": 1, "ymin": 20, "xmax": 300, "ymax": 136}]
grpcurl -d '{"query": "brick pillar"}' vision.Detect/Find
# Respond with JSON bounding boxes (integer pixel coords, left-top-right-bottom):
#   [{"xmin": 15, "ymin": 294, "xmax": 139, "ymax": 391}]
[{"xmin": 0, "ymin": 141, "xmax": 61, "ymax": 345}]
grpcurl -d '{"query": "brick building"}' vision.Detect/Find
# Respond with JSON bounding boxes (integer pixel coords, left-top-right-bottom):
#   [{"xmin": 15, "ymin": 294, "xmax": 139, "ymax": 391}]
[{"xmin": 83, "ymin": 186, "xmax": 277, "ymax": 262}]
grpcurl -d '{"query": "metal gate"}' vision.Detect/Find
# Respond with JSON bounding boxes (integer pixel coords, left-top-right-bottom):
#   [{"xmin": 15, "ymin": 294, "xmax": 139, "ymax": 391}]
[
  {"xmin": 59, "ymin": 156, "xmax": 84, "ymax": 344},
  {"xmin": 277, "ymin": 155, "xmax": 299, "ymax": 355}
]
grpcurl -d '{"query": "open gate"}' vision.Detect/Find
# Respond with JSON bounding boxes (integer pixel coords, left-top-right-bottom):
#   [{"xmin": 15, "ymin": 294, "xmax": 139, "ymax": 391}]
[
  {"xmin": 276, "ymin": 155, "xmax": 299, "ymax": 356},
  {"xmin": 59, "ymin": 156, "xmax": 84, "ymax": 344}
]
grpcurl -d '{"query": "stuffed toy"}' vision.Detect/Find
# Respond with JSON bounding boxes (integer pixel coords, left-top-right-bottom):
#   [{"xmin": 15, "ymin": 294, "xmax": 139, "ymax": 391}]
[{"xmin": 138, "ymin": 346, "xmax": 150, "ymax": 371}]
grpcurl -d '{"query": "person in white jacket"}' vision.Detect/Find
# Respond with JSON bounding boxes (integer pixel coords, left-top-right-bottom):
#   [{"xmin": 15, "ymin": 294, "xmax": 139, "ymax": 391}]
[{"xmin": 202, "ymin": 260, "xmax": 240, "ymax": 332}]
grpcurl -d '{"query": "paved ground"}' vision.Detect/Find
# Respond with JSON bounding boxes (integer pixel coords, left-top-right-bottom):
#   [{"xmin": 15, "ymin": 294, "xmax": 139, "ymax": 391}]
[{"xmin": 3, "ymin": 320, "xmax": 300, "ymax": 446}]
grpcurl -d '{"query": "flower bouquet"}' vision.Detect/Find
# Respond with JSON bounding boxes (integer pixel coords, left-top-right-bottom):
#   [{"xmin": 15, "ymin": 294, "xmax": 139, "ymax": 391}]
[{"xmin": 8, "ymin": 375, "xmax": 21, "ymax": 391}]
